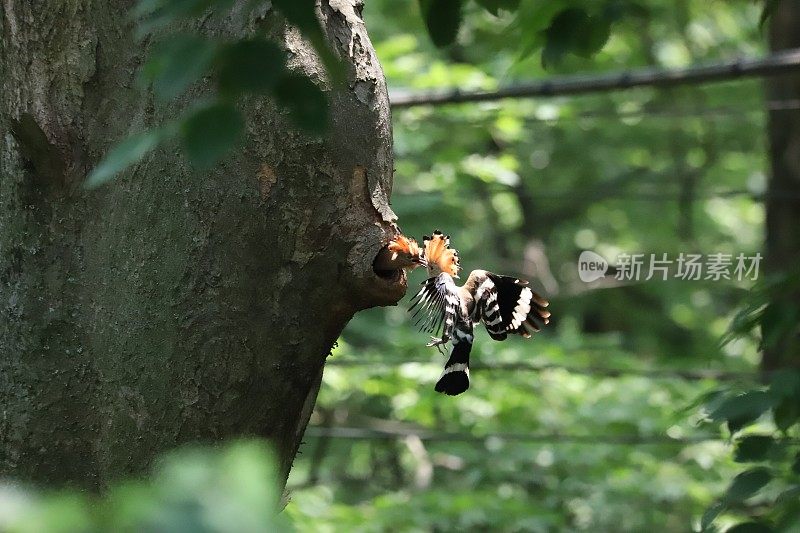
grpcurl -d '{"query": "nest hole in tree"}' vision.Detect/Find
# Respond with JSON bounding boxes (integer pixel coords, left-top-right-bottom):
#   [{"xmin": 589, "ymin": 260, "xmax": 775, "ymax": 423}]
[{"xmin": 372, "ymin": 244, "xmax": 405, "ymax": 282}]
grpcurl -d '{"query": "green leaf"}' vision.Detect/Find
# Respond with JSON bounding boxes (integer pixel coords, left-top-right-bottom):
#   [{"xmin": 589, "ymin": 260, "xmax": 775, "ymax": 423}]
[
  {"xmin": 685, "ymin": 388, "xmax": 727, "ymax": 416},
  {"xmin": 143, "ymin": 34, "xmax": 217, "ymax": 101},
  {"xmin": 773, "ymin": 397, "xmax": 800, "ymax": 432},
  {"xmin": 134, "ymin": 0, "xmax": 218, "ymax": 37},
  {"xmin": 181, "ymin": 103, "xmax": 244, "ymax": 168},
  {"xmin": 474, "ymin": 0, "xmax": 519, "ymax": 16},
  {"xmin": 270, "ymin": 0, "xmax": 345, "ymax": 86},
  {"xmin": 726, "ymin": 522, "xmax": 774, "ymax": 533},
  {"xmin": 418, "ymin": 0, "xmax": 463, "ymax": 47},
  {"xmin": 512, "ymin": 1, "xmax": 565, "ymax": 60},
  {"xmin": 580, "ymin": 18, "xmax": 611, "ymax": 57},
  {"xmin": 85, "ymin": 127, "xmax": 172, "ymax": 189},
  {"xmin": 274, "ymin": 74, "xmax": 328, "ymax": 134},
  {"xmin": 724, "ymin": 467, "xmax": 772, "ymax": 503},
  {"xmin": 541, "ymin": 8, "xmax": 611, "ymax": 68},
  {"xmin": 734, "ymin": 435, "xmax": 775, "ymax": 463},
  {"xmin": 776, "ymin": 485, "xmax": 800, "ymax": 504},
  {"xmin": 760, "ymin": 0, "xmax": 781, "ymax": 29},
  {"xmin": 761, "ymin": 301, "xmax": 800, "ymax": 350},
  {"xmin": 709, "ymin": 390, "xmax": 776, "ymax": 432},
  {"xmin": 701, "ymin": 502, "xmax": 725, "ymax": 531},
  {"xmin": 271, "ymin": 0, "xmax": 319, "ymax": 35},
  {"xmin": 218, "ymin": 39, "xmax": 286, "ymax": 96},
  {"xmin": 133, "ymin": 0, "xmax": 202, "ymax": 19}
]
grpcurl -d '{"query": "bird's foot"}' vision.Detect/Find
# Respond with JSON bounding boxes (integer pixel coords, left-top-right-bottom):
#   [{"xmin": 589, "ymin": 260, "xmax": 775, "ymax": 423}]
[{"xmin": 426, "ymin": 336, "xmax": 448, "ymax": 348}]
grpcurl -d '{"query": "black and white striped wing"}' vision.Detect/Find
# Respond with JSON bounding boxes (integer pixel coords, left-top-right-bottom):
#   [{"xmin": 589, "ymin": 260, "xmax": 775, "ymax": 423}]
[
  {"xmin": 409, "ymin": 273, "xmax": 460, "ymax": 342},
  {"xmin": 475, "ymin": 272, "xmax": 550, "ymax": 341}
]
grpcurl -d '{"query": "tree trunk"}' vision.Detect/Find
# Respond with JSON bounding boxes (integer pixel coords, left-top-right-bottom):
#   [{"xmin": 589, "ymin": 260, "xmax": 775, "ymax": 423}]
[
  {"xmin": 0, "ymin": 0, "xmax": 404, "ymax": 491},
  {"xmin": 764, "ymin": 1, "xmax": 800, "ymax": 370}
]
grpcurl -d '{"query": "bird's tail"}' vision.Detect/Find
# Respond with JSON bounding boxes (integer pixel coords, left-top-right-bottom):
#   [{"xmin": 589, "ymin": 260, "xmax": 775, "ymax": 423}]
[{"xmin": 435, "ymin": 338, "xmax": 472, "ymax": 396}]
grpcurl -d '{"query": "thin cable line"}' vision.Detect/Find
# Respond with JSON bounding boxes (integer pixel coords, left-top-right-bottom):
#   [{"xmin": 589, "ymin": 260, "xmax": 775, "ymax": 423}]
[
  {"xmin": 522, "ymin": 189, "xmax": 800, "ymax": 202},
  {"xmin": 397, "ymin": 100, "xmax": 800, "ymax": 123},
  {"xmin": 388, "ymin": 189, "xmax": 800, "ymax": 203},
  {"xmin": 325, "ymin": 359, "xmax": 758, "ymax": 382},
  {"xmin": 303, "ymin": 426, "xmax": 728, "ymax": 445}
]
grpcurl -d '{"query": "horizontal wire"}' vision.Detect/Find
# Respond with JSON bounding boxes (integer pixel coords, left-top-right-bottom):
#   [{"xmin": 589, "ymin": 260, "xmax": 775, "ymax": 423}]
[
  {"xmin": 390, "ymin": 49, "xmax": 800, "ymax": 108},
  {"xmin": 325, "ymin": 359, "xmax": 758, "ymax": 382},
  {"xmin": 520, "ymin": 99, "xmax": 800, "ymax": 122},
  {"xmin": 391, "ymin": 187, "xmax": 800, "ymax": 203},
  {"xmin": 397, "ymin": 100, "xmax": 800, "ymax": 123},
  {"xmin": 303, "ymin": 426, "xmax": 729, "ymax": 445},
  {"xmin": 507, "ymin": 190, "xmax": 800, "ymax": 202}
]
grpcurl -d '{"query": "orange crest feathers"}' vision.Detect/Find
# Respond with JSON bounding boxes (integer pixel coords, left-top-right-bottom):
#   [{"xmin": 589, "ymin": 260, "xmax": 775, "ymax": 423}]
[
  {"xmin": 387, "ymin": 234, "xmax": 423, "ymax": 265},
  {"xmin": 423, "ymin": 230, "xmax": 460, "ymax": 277}
]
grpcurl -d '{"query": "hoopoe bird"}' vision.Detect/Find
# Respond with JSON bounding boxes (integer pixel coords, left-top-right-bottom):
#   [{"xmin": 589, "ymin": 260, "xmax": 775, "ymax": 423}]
[{"xmin": 388, "ymin": 231, "xmax": 551, "ymax": 396}]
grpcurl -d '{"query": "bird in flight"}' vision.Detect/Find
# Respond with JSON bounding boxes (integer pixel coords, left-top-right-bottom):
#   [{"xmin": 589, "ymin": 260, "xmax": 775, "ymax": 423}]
[{"xmin": 388, "ymin": 231, "xmax": 551, "ymax": 396}]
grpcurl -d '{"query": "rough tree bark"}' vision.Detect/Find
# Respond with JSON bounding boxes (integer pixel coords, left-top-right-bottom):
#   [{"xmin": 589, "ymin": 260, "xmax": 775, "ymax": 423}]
[
  {"xmin": 0, "ymin": 0, "xmax": 406, "ymax": 490},
  {"xmin": 764, "ymin": 1, "xmax": 800, "ymax": 370}
]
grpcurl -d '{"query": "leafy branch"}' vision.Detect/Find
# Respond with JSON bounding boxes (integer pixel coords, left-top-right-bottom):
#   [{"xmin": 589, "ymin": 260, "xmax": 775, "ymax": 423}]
[{"xmin": 87, "ymin": 0, "xmax": 337, "ymax": 189}]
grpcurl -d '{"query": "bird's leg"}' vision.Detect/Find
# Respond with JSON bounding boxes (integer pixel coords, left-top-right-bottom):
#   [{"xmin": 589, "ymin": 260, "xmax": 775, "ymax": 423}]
[
  {"xmin": 426, "ymin": 335, "xmax": 449, "ymax": 347},
  {"xmin": 427, "ymin": 336, "xmax": 451, "ymax": 356}
]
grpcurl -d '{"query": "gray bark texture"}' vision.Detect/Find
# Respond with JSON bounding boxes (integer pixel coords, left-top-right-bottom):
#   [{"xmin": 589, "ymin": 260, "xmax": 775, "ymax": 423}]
[
  {"xmin": 765, "ymin": 1, "xmax": 800, "ymax": 370},
  {"xmin": 0, "ymin": 0, "xmax": 406, "ymax": 490}
]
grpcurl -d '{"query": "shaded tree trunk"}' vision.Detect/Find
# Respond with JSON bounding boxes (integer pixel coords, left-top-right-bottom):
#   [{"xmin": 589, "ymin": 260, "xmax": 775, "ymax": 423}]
[
  {"xmin": 0, "ymin": 0, "xmax": 404, "ymax": 490},
  {"xmin": 764, "ymin": 1, "xmax": 800, "ymax": 370}
]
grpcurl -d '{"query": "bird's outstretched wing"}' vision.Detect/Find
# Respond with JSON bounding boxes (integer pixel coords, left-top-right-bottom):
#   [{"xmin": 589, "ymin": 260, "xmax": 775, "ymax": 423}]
[
  {"xmin": 474, "ymin": 272, "xmax": 550, "ymax": 341},
  {"xmin": 409, "ymin": 272, "xmax": 460, "ymax": 344}
]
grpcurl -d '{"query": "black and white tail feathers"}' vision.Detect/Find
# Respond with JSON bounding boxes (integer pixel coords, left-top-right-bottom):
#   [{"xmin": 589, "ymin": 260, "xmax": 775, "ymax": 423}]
[{"xmin": 435, "ymin": 329, "xmax": 473, "ymax": 395}]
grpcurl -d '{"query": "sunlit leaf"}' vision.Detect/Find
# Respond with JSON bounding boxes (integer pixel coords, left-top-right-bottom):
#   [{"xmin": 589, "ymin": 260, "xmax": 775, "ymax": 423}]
[{"xmin": 85, "ymin": 126, "xmax": 174, "ymax": 189}]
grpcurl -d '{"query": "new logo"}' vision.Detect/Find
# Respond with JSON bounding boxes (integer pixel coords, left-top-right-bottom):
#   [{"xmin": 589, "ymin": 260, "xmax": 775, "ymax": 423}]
[{"xmin": 578, "ymin": 250, "xmax": 608, "ymax": 282}]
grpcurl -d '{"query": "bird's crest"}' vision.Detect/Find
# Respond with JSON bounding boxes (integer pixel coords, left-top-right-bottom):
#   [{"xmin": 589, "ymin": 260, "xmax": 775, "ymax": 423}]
[
  {"xmin": 423, "ymin": 230, "xmax": 460, "ymax": 277},
  {"xmin": 387, "ymin": 234, "xmax": 423, "ymax": 264}
]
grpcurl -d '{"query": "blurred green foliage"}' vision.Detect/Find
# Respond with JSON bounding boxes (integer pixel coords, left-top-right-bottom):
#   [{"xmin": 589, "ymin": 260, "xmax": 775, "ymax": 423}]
[{"xmin": 0, "ymin": 441, "xmax": 291, "ymax": 532}]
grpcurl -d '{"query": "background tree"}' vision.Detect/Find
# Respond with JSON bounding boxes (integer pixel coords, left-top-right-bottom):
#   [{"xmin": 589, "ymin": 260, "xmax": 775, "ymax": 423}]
[{"xmin": 764, "ymin": 0, "xmax": 800, "ymax": 371}]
